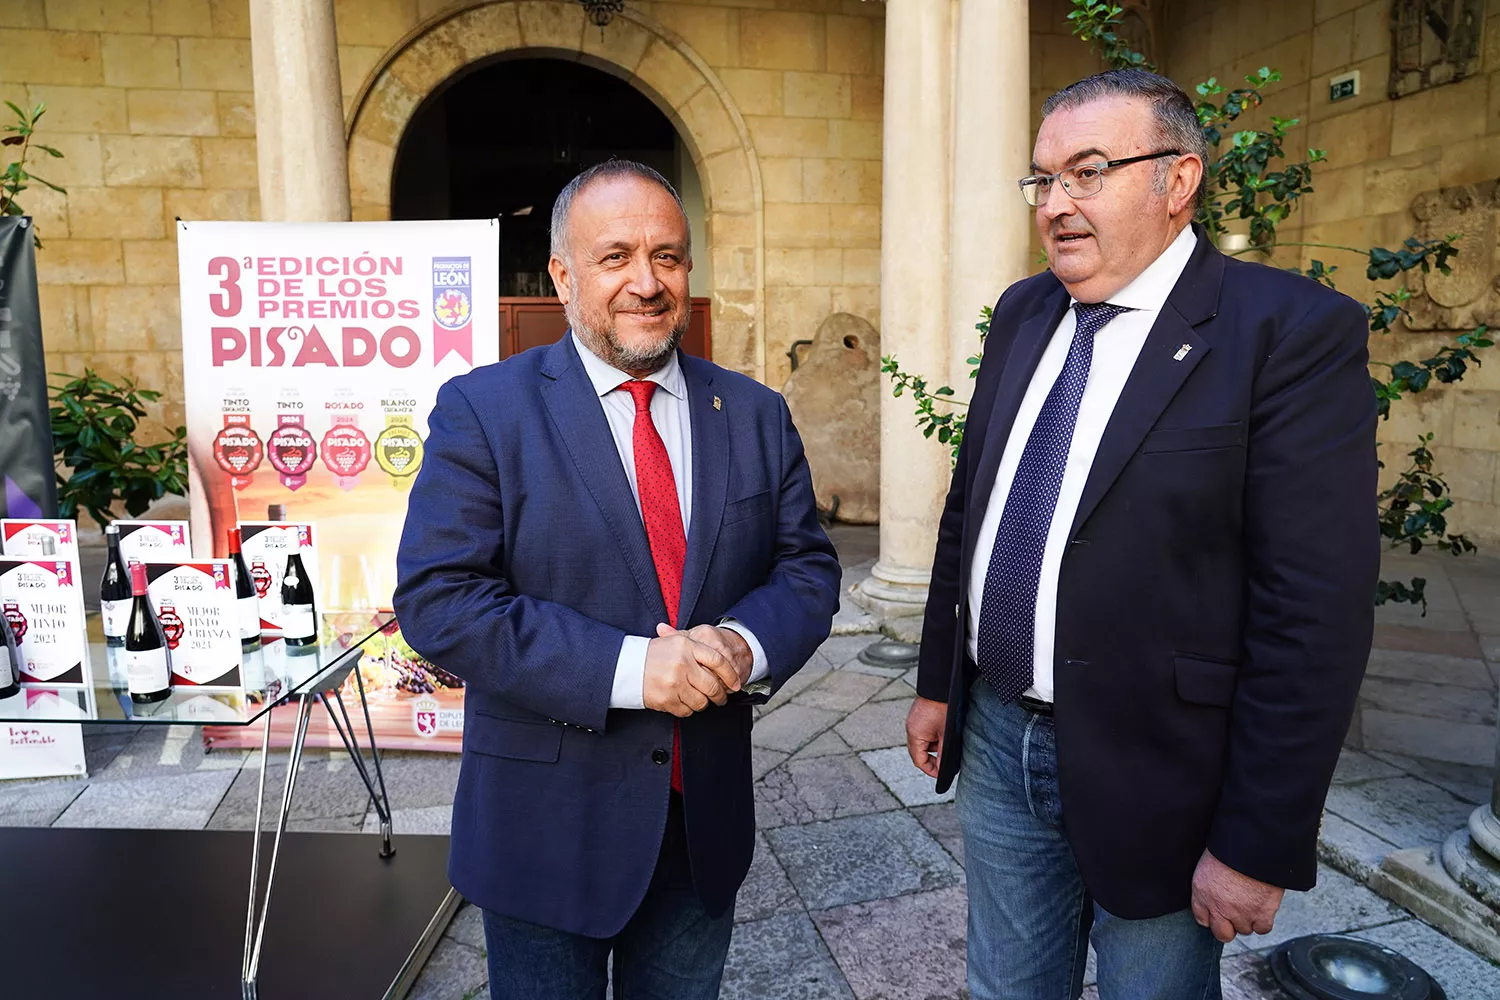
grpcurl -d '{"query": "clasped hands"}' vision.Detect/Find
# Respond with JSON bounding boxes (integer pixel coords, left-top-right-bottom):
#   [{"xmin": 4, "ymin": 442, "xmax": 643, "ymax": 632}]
[{"xmin": 644, "ymin": 624, "xmax": 753, "ymax": 717}]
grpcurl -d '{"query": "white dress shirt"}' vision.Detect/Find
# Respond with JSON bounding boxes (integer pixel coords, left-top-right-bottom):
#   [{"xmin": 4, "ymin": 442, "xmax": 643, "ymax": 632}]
[
  {"xmin": 571, "ymin": 334, "xmax": 769, "ymax": 709},
  {"xmin": 966, "ymin": 225, "xmax": 1198, "ymax": 702}
]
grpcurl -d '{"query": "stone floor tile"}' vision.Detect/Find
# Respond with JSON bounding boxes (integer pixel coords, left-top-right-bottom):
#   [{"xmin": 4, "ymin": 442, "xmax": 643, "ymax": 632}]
[
  {"xmin": 830, "ymin": 604, "xmax": 878, "ymax": 636},
  {"xmin": 767, "ymin": 810, "xmax": 962, "ymax": 911},
  {"xmin": 1234, "ymin": 863, "xmax": 1405, "ymax": 953},
  {"xmin": 367, "ymin": 802, "xmax": 452, "ymax": 836},
  {"xmin": 1372, "ymin": 624, "xmax": 1484, "ymax": 660},
  {"xmin": 1481, "ymin": 634, "xmax": 1499, "ymax": 665},
  {"xmin": 94, "ymin": 725, "xmax": 248, "ymax": 780},
  {"xmin": 0, "ymin": 778, "xmax": 86, "ymax": 826},
  {"xmin": 827, "ymin": 523, "xmax": 879, "ymax": 565},
  {"xmin": 206, "ymin": 754, "xmax": 373, "ymax": 830},
  {"xmin": 794, "ymin": 670, "xmax": 889, "ymax": 713},
  {"xmin": 1368, "ymin": 750, "xmax": 1494, "ymax": 805},
  {"xmin": 1365, "ymin": 649, "xmax": 1495, "ymax": 690},
  {"xmin": 860, "ymin": 746, "xmax": 955, "ymax": 807},
  {"xmin": 1333, "ymin": 748, "xmax": 1406, "ymax": 785},
  {"xmin": 82, "ymin": 727, "xmax": 140, "ymax": 772},
  {"xmin": 912, "ymin": 801, "xmax": 964, "ymax": 867},
  {"xmin": 1359, "ymin": 676, "xmax": 1496, "ymax": 726},
  {"xmin": 408, "ymin": 937, "xmax": 487, "ymax": 1000},
  {"xmin": 361, "ymin": 750, "xmax": 461, "ymax": 809},
  {"xmin": 736, "ymin": 831, "xmax": 802, "ymax": 923},
  {"xmin": 869, "ymin": 674, "xmax": 917, "ymax": 703},
  {"xmin": 1353, "ymin": 919, "xmax": 1500, "ymax": 999},
  {"xmin": 813, "ymin": 886, "xmax": 967, "ymax": 1000},
  {"xmin": 789, "ymin": 729, "xmax": 853, "ymax": 761},
  {"xmin": 767, "ymin": 658, "xmax": 834, "ymax": 713},
  {"xmin": 445, "ymin": 902, "xmax": 486, "ymax": 950},
  {"xmin": 1318, "ymin": 812, "xmax": 1401, "ymax": 881},
  {"xmin": 752, "ymin": 703, "xmax": 844, "ymax": 754},
  {"xmin": 1361, "ymin": 709, "xmax": 1495, "ymax": 767},
  {"xmin": 816, "ymin": 634, "xmax": 881, "ymax": 670},
  {"xmin": 752, "ymin": 746, "xmax": 789, "ymax": 780},
  {"xmin": 1219, "ymin": 952, "xmax": 1284, "ymax": 1000},
  {"xmin": 53, "ymin": 769, "xmax": 237, "ymax": 829},
  {"xmin": 834, "ymin": 698, "xmax": 912, "ymax": 752},
  {"xmin": 756, "ymin": 754, "xmax": 899, "ymax": 829},
  {"xmin": 1323, "ymin": 776, "xmax": 1476, "ymax": 850},
  {"xmin": 722, "ymin": 913, "xmax": 854, "ymax": 1000}
]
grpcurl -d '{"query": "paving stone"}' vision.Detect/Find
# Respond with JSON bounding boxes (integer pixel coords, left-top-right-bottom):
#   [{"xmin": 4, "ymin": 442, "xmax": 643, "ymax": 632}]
[
  {"xmin": 0, "ymin": 778, "xmax": 86, "ymax": 826},
  {"xmin": 362, "ymin": 750, "xmax": 461, "ymax": 810},
  {"xmin": 1368, "ymin": 751, "xmax": 1494, "ymax": 805},
  {"xmin": 813, "ymin": 886, "xmax": 968, "ymax": 1000},
  {"xmin": 93, "ymin": 725, "xmax": 248, "ymax": 780},
  {"xmin": 1219, "ymin": 952, "xmax": 1284, "ymax": 1000},
  {"xmin": 53, "ymin": 769, "xmax": 237, "ymax": 829},
  {"xmin": 1359, "ymin": 676, "xmax": 1496, "ymax": 726},
  {"xmin": 767, "ymin": 658, "xmax": 834, "ymax": 713},
  {"xmin": 1353, "ymin": 919, "xmax": 1500, "ymax": 999},
  {"xmin": 1361, "ymin": 709, "xmax": 1495, "ymax": 767},
  {"xmin": 736, "ymin": 831, "xmax": 801, "ymax": 923},
  {"xmin": 408, "ymin": 937, "xmax": 487, "ymax": 1000},
  {"xmin": 1324, "ymin": 776, "xmax": 1476, "ymax": 850},
  {"xmin": 722, "ymin": 913, "xmax": 854, "ymax": 1000},
  {"xmin": 816, "ymin": 634, "xmax": 881, "ymax": 670},
  {"xmin": 860, "ymin": 746, "xmax": 955, "ymax": 807},
  {"xmin": 794, "ymin": 670, "xmax": 889, "ymax": 713},
  {"xmin": 767, "ymin": 810, "xmax": 962, "ymax": 911},
  {"xmin": 752, "ymin": 703, "xmax": 844, "ymax": 754},
  {"xmin": 756, "ymin": 754, "xmax": 899, "ymax": 829},
  {"xmin": 829, "ymin": 603, "xmax": 878, "ymax": 637},
  {"xmin": 444, "ymin": 902, "xmax": 486, "ymax": 950},
  {"xmin": 834, "ymin": 698, "xmax": 912, "ymax": 751},
  {"xmin": 1318, "ymin": 812, "xmax": 1401, "ymax": 881},
  {"xmin": 869, "ymin": 672, "xmax": 917, "ymax": 703},
  {"xmin": 752, "ymin": 746, "xmax": 789, "ymax": 780},
  {"xmin": 1481, "ymin": 634, "xmax": 1500, "ymax": 666},
  {"xmin": 912, "ymin": 801, "xmax": 964, "ymax": 867},
  {"xmin": 1234, "ymin": 863, "xmax": 1405, "ymax": 953},
  {"xmin": 1372, "ymin": 624, "xmax": 1484, "ymax": 660},
  {"xmin": 789, "ymin": 729, "xmax": 853, "ymax": 761},
  {"xmin": 366, "ymin": 803, "xmax": 452, "ymax": 836},
  {"xmin": 1334, "ymin": 747, "xmax": 1406, "ymax": 784},
  {"xmin": 207, "ymin": 754, "xmax": 373, "ymax": 830},
  {"xmin": 1365, "ymin": 649, "xmax": 1496, "ymax": 690},
  {"xmin": 82, "ymin": 727, "xmax": 140, "ymax": 772}
]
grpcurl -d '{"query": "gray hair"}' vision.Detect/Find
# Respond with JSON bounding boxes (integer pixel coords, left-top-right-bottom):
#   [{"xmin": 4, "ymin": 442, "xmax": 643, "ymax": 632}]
[
  {"xmin": 1041, "ymin": 68, "xmax": 1208, "ymax": 211},
  {"xmin": 549, "ymin": 159, "xmax": 691, "ymax": 261}
]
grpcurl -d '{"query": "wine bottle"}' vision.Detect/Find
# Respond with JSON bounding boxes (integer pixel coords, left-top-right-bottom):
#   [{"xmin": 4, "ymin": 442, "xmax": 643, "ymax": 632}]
[
  {"xmin": 227, "ymin": 528, "xmax": 261, "ymax": 651},
  {"xmin": 123, "ymin": 562, "xmax": 171, "ymax": 703},
  {"xmin": 280, "ymin": 549, "xmax": 317, "ymax": 647},
  {"xmin": 0, "ymin": 609, "xmax": 21, "ymax": 700},
  {"xmin": 267, "ymin": 504, "xmax": 287, "ymax": 522},
  {"xmin": 100, "ymin": 524, "xmax": 131, "ymax": 647}
]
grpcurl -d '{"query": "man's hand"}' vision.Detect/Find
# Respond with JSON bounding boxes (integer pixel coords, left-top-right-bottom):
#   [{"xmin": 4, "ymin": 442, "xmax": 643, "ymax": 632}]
[
  {"xmin": 683, "ymin": 624, "xmax": 754, "ymax": 687},
  {"xmin": 643, "ymin": 625, "xmax": 738, "ymax": 717},
  {"xmin": 905, "ymin": 697, "xmax": 947, "ymax": 778},
  {"xmin": 1190, "ymin": 850, "xmax": 1284, "ymax": 943}
]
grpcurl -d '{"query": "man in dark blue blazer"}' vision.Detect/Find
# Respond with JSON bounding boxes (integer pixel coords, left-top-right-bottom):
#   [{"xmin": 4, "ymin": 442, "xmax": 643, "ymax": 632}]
[
  {"xmin": 905, "ymin": 70, "xmax": 1378, "ymax": 998},
  {"xmin": 395, "ymin": 160, "xmax": 840, "ymax": 999}
]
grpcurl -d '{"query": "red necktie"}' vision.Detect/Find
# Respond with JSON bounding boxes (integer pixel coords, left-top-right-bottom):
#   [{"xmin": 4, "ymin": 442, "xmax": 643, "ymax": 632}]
[{"xmin": 622, "ymin": 380, "xmax": 687, "ymax": 793}]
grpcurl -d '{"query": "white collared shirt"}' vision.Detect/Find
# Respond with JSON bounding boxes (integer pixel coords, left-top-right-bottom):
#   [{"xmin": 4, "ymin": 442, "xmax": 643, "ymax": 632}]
[
  {"xmin": 966, "ymin": 225, "xmax": 1199, "ymax": 702},
  {"xmin": 571, "ymin": 334, "xmax": 769, "ymax": 709}
]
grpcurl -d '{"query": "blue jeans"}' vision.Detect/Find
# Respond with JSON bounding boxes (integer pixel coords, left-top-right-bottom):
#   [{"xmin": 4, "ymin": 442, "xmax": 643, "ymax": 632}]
[
  {"xmin": 483, "ymin": 794, "xmax": 734, "ymax": 1000},
  {"xmin": 957, "ymin": 679, "xmax": 1223, "ymax": 1000}
]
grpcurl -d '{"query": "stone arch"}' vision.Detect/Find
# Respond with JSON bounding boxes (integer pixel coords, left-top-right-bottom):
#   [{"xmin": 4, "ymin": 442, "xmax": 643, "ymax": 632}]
[{"xmin": 344, "ymin": 0, "xmax": 767, "ymax": 380}]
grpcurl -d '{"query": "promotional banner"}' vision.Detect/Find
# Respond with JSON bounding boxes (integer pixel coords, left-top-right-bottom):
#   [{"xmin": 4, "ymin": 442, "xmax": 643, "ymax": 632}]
[
  {"xmin": 180, "ymin": 220, "xmax": 499, "ymax": 751},
  {"xmin": 0, "ymin": 217, "xmax": 58, "ymax": 519}
]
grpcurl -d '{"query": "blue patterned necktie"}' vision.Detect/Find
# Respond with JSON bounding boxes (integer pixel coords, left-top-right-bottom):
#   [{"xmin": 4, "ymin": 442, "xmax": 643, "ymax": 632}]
[{"xmin": 976, "ymin": 301, "xmax": 1130, "ymax": 702}]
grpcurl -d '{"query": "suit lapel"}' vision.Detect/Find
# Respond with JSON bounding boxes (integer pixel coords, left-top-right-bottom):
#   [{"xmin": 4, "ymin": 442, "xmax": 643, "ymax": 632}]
[
  {"xmin": 678, "ymin": 354, "xmax": 727, "ymax": 626},
  {"xmin": 538, "ymin": 337, "xmax": 666, "ymax": 620}
]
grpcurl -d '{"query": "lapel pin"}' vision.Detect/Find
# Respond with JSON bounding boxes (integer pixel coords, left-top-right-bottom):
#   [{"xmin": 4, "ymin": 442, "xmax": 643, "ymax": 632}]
[
  {"xmin": 1173, "ymin": 344, "xmax": 1192, "ymax": 362},
  {"xmin": 713, "ymin": 396, "xmax": 722, "ymax": 410}
]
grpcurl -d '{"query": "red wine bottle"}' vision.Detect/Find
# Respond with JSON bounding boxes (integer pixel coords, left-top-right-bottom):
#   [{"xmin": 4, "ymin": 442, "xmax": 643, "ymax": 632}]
[
  {"xmin": 123, "ymin": 562, "xmax": 171, "ymax": 703},
  {"xmin": 100, "ymin": 524, "xmax": 131, "ymax": 647},
  {"xmin": 280, "ymin": 550, "xmax": 317, "ymax": 647},
  {"xmin": 227, "ymin": 528, "xmax": 261, "ymax": 651},
  {"xmin": 0, "ymin": 609, "xmax": 21, "ymax": 700}
]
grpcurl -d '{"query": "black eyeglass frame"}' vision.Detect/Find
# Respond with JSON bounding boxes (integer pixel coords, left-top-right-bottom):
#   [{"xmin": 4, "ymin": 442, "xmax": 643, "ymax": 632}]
[{"xmin": 1017, "ymin": 149, "xmax": 1182, "ymax": 207}]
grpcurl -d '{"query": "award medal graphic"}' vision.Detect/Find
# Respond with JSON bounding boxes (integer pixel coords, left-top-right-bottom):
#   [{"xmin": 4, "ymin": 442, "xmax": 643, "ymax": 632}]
[
  {"xmin": 250, "ymin": 560, "xmax": 272, "ymax": 598},
  {"xmin": 268, "ymin": 413, "xmax": 318, "ymax": 490},
  {"xmin": 375, "ymin": 415, "xmax": 424, "ymax": 487},
  {"xmin": 3, "ymin": 600, "xmax": 25, "ymax": 643},
  {"xmin": 213, "ymin": 413, "xmax": 264, "ymax": 490},
  {"xmin": 321, "ymin": 415, "xmax": 372, "ymax": 490},
  {"xmin": 432, "ymin": 257, "xmax": 474, "ymax": 365},
  {"xmin": 158, "ymin": 602, "xmax": 185, "ymax": 650}
]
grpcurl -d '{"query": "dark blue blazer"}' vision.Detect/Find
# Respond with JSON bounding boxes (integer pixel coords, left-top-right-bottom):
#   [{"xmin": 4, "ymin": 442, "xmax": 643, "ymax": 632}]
[
  {"xmin": 393, "ymin": 336, "xmax": 840, "ymax": 937},
  {"xmin": 917, "ymin": 227, "xmax": 1379, "ymax": 918}
]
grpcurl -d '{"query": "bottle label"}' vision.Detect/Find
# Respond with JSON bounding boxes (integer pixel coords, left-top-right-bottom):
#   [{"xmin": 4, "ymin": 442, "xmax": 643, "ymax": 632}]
[
  {"xmin": 101, "ymin": 599, "xmax": 130, "ymax": 637},
  {"xmin": 0, "ymin": 649, "xmax": 16, "ymax": 688},
  {"xmin": 238, "ymin": 595, "xmax": 261, "ymax": 641},
  {"xmin": 122, "ymin": 647, "xmax": 171, "ymax": 696},
  {"xmin": 281, "ymin": 603, "xmax": 316, "ymax": 642}
]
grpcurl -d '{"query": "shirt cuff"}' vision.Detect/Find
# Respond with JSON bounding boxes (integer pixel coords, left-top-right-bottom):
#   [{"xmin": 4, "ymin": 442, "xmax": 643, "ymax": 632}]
[
  {"xmin": 610, "ymin": 635, "xmax": 650, "ymax": 710},
  {"xmin": 719, "ymin": 619, "xmax": 770, "ymax": 688}
]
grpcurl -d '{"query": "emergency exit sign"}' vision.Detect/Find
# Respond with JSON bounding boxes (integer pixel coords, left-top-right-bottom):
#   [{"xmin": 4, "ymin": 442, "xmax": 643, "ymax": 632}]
[{"xmin": 1330, "ymin": 71, "xmax": 1360, "ymax": 102}]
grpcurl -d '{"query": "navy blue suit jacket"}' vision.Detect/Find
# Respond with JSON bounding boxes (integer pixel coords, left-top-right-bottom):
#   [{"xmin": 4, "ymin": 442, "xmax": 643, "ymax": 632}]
[
  {"xmin": 917, "ymin": 227, "xmax": 1379, "ymax": 918},
  {"xmin": 394, "ymin": 336, "xmax": 840, "ymax": 936}
]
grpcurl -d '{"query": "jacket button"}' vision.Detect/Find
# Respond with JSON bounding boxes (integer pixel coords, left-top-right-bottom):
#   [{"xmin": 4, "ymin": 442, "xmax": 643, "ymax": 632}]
[{"xmin": 652, "ymin": 749, "xmax": 670, "ymax": 765}]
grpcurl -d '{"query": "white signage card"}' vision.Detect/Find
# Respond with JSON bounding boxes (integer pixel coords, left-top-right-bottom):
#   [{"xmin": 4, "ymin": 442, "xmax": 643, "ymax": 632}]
[
  {"xmin": 0, "ymin": 520, "xmax": 81, "ymax": 561},
  {"xmin": 237, "ymin": 522, "xmax": 319, "ymax": 633},
  {"xmin": 115, "ymin": 521, "xmax": 193, "ymax": 564},
  {"xmin": 145, "ymin": 561, "xmax": 242, "ymax": 687},
  {"xmin": 0, "ymin": 558, "xmax": 90, "ymax": 685},
  {"xmin": 0, "ymin": 694, "xmax": 89, "ymax": 779}
]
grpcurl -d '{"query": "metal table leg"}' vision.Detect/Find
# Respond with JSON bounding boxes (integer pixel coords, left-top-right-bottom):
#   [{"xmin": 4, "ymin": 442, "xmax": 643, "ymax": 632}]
[{"xmin": 320, "ymin": 688, "xmax": 396, "ymax": 858}]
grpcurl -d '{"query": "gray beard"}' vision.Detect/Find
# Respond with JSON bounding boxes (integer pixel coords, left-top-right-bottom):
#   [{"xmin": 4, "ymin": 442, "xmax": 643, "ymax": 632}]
[{"xmin": 565, "ymin": 302, "xmax": 688, "ymax": 374}]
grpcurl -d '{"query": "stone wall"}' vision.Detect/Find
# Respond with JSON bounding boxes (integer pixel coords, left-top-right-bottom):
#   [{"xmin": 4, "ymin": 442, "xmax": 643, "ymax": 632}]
[{"xmin": 1164, "ymin": 0, "xmax": 1500, "ymax": 543}]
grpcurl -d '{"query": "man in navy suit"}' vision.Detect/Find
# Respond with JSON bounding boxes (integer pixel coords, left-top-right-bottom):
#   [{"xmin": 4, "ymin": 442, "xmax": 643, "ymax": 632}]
[
  {"xmin": 905, "ymin": 70, "xmax": 1378, "ymax": 998},
  {"xmin": 395, "ymin": 160, "xmax": 840, "ymax": 999}
]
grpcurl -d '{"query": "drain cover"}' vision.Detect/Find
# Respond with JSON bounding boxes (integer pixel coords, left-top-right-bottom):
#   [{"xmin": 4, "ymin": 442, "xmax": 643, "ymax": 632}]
[
  {"xmin": 856, "ymin": 639, "xmax": 919, "ymax": 669},
  {"xmin": 1269, "ymin": 935, "xmax": 1444, "ymax": 1000}
]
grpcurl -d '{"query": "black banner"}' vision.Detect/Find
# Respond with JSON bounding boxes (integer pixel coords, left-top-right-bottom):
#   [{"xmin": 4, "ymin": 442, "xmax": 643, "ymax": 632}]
[{"xmin": 0, "ymin": 217, "xmax": 58, "ymax": 518}]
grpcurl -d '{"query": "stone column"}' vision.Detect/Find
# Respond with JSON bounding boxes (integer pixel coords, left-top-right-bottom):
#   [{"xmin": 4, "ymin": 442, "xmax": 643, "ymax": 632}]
[
  {"xmin": 249, "ymin": 0, "xmax": 351, "ymax": 222},
  {"xmin": 947, "ymin": 0, "xmax": 1032, "ymax": 391},
  {"xmin": 856, "ymin": 0, "xmax": 955, "ymax": 620}
]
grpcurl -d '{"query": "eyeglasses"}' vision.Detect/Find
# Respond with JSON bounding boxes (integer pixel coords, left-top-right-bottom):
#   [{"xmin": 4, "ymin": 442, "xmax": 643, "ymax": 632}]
[{"xmin": 1017, "ymin": 149, "xmax": 1181, "ymax": 207}]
